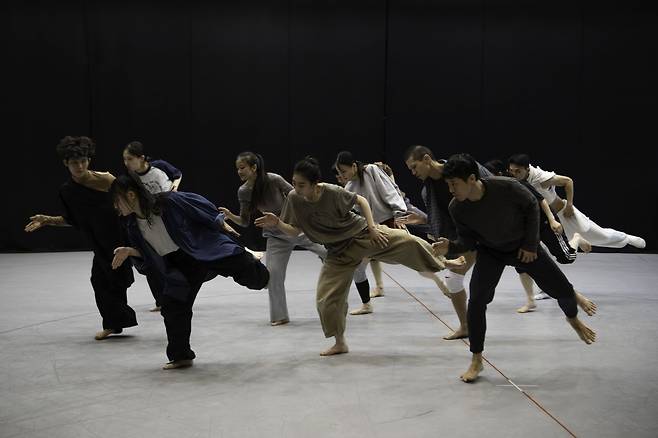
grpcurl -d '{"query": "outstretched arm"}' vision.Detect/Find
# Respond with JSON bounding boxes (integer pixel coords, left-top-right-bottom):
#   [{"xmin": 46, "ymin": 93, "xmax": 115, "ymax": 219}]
[
  {"xmin": 24, "ymin": 215, "xmax": 69, "ymax": 232},
  {"xmin": 355, "ymin": 195, "xmax": 389, "ymax": 248},
  {"xmin": 254, "ymin": 212, "xmax": 301, "ymax": 237},
  {"xmin": 543, "ymin": 174, "xmax": 574, "ymax": 216}
]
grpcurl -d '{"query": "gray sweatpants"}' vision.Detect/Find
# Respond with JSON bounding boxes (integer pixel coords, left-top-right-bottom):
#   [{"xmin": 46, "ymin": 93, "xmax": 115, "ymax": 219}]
[{"xmin": 265, "ymin": 233, "xmax": 327, "ymax": 322}]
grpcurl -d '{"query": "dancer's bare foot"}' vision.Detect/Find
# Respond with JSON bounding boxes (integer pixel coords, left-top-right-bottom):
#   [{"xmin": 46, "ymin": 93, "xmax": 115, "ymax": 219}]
[
  {"xmin": 517, "ymin": 302, "xmax": 536, "ymax": 313},
  {"xmin": 349, "ymin": 302, "xmax": 373, "ymax": 315},
  {"xmin": 149, "ymin": 305, "xmax": 161, "ymax": 312},
  {"xmin": 445, "ymin": 256, "xmax": 466, "ymax": 269},
  {"xmin": 370, "ymin": 286, "xmax": 384, "ymax": 298},
  {"xmin": 569, "ymin": 233, "xmax": 592, "ymax": 253},
  {"xmin": 320, "ymin": 340, "xmax": 349, "ymax": 356},
  {"xmin": 460, "ymin": 354, "xmax": 483, "ymax": 383},
  {"xmin": 575, "ymin": 291, "xmax": 597, "ymax": 316},
  {"xmin": 567, "ymin": 317, "xmax": 596, "ymax": 344},
  {"xmin": 162, "ymin": 359, "xmax": 193, "ymax": 370},
  {"xmin": 443, "ymin": 327, "xmax": 468, "ymax": 340},
  {"xmin": 94, "ymin": 328, "xmax": 122, "ymax": 340},
  {"xmin": 271, "ymin": 318, "xmax": 289, "ymax": 326}
]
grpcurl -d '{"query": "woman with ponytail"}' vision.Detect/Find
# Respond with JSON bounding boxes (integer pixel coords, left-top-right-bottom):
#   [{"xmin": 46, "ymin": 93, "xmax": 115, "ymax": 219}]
[{"xmin": 219, "ymin": 152, "xmax": 327, "ymax": 326}]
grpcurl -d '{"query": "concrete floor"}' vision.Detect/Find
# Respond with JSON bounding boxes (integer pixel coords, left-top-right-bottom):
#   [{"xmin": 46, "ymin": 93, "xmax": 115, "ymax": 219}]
[{"xmin": 1, "ymin": 251, "xmax": 657, "ymax": 438}]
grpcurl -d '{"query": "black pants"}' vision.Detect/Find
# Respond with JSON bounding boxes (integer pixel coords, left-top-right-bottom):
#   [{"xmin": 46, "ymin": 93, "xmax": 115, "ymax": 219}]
[
  {"xmin": 90, "ymin": 255, "xmax": 137, "ymax": 330},
  {"xmin": 160, "ymin": 249, "xmax": 270, "ymax": 361},
  {"xmin": 145, "ymin": 270, "xmax": 165, "ymax": 307},
  {"xmin": 517, "ymin": 219, "xmax": 576, "ymax": 275},
  {"xmin": 468, "ymin": 245, "xmax": 578, "ymax": 354}
]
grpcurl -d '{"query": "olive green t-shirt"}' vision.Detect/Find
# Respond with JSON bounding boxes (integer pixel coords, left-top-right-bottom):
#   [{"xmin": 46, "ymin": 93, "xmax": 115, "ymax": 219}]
[{"xmin": 280, "ymin": 183, "xmax": 367, "ymax": 254}]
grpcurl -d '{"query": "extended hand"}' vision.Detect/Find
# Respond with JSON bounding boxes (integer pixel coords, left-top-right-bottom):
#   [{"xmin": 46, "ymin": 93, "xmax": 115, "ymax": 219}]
[
  {"xmin": 112, "ymin": 247, "xmax": 132, "ymax": 270},
  {"xmin": 24, "ymin": 215, "xmax": 49, "ymax": 232},
  {"xmin": 517, "ymin": 248, "xmax": 538, "ymax": 263},
  {"xmin": 550, "ymin": 220, "xmax": 563, "ymax": 234},
  {"xmin": 397, "ymin": 211, "xmax": 426, "ymax": 225},
  {"xmin": 254, "ymin": 212, "xmax": 279, "ymax": 228}
]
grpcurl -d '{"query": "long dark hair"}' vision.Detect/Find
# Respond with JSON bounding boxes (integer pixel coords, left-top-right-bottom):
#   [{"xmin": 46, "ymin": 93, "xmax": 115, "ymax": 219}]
[
  {"xmin": 334, "ymin": 150, "xmax": 364, "ymax": 181},
  {"xmin": 110, "ymin": 173, "xmax": 162, "ymax": 222},
  {"xmin": 236, "ymin": 151, "xmax": 268, "ymax": 210}
]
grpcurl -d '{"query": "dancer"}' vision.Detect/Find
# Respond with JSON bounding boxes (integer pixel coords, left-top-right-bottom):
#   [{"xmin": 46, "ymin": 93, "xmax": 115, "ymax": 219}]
[
  {"xmin": 402, "ymin": 145, "xmax": 494, "ymax": 339},
  {"xmin": 123, "ymin": 140, "xmax": 182, "ymax": 311},
  {"xmin": 334, "ymin": 151, "xmax": 408, "ymax": 313},
  {"xmin": 331, "ymin": 166, "xmax": 379, "ymax": 313},
  {"xmin": 484, "ymin": 160, "xmax": 595, "ymax": 313},
  {"xmin": 110, "ymin": 174, "xmax": 269, "ymax": 369},
  {"xmin": 508, "ymin": 154, "xmax": 645, "ymax": 249},
  {"xmin": 433, "ymin": 154, "xmax": 596, "ymax": 383},
  {"xmin": 255, "ymin": 156, "xmax": 464, "ymax": 356},
  {"xmin": 25, "ymin": 136, "xmax": 137, "ymax": 340},
  {"xmin": 123, "ymin": 140, "xmax": 182, "ymax": 193},
  {"xmin": 218, "ymin": 152, "xmax": 327, "ymax": 326}
]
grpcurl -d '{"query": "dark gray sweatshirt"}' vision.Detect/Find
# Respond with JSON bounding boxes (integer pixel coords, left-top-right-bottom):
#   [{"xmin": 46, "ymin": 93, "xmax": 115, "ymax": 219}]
[{"xmin": 448, "ymin": 177, "xmax": 540, "ymax": 254}]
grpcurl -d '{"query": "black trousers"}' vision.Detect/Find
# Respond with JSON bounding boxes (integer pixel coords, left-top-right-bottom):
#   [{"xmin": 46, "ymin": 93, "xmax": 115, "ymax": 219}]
[
  {"xmin": 160, "ymin": 249, "xmax": 270, "ymax": 361},
  {"xmin": 90, "ymin": 255, "xmax": 137, "ymax": 330},
  {"xmin": 468, "ymin": 245, "xmax": 578, "ymax": 354},
  {"xmin": 517, "ymin": 219, "xmax": 576, "ymax": 275}
]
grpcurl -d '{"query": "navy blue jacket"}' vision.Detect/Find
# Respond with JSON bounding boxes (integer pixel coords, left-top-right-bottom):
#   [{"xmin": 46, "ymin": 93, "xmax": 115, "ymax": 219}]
[{"xmin": 124, "ymin": 191, "xmax": 243, "ymax": 300}]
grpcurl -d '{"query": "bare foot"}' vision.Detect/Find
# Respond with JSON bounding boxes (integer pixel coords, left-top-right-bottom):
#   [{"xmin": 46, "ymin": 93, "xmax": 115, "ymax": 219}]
[
  {"xmin": 320, "ymin": 343, "xmax": 349, "ymax": 356},
  {"xmin": 370, "ymin": 286, "xmax": 384, "ymax": 298},
  {"xmin": 443, "ymin": 328, "xmax": 468, "ymax": 340},
  {"xmin": 460, "ymin": 356, "xmax": 484, "ymax": 383},
  {"xmin": 349, "ymin": 303, "xmax": 373, "ymax": 315},
  {"xmin": 570, "ymin": 233, "xmax": 592, "ymax": 253},
  {"xmin": 94, "ymin": 328, "xmax": 122, "ymax": 340},
  {"xmin": 271, "ymin": 319, "xmax": 289, "ymax": 326},
  {"xmin": 517, "ymin": 302, "xmax": 537, "ymax": 313},
  {"xmin": 149, "ymin": 305, "xmax": 161, "ymax": 312},
  {"xmin": 575, "ymin": 291, "xmax": 597, "ymax": 316},
  {"xmin": 445, "ymin": 256, "xmax": 466, "ymax": 269},
  {"xmin": 162, "ymin": 359, "xmax": 194, "ymax": 370},
  {"xmin": 567, "ymin": 317, "xmax": 596, "ymax": 344}
]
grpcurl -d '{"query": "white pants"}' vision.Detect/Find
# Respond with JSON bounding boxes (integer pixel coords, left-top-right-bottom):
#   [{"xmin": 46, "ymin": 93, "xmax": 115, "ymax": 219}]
[{"xmin": 556, "ymin": 205, "xmax": 628, "ymax": 248}]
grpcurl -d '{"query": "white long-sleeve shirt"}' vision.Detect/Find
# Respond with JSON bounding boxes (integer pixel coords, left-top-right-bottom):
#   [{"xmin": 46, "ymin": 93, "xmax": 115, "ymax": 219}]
[{"xmin": 344, "ymin": 164, "xmax": 407, "ymax": 224}]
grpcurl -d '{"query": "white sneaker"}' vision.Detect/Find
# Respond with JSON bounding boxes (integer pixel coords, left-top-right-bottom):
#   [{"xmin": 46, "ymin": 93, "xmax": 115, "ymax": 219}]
[
  {"xmin": 626, "ymin": 235, "xmax": 646, "ymax": 249},
  {"xmin": 534, "ymin": 291, "xmax": 550, "ymax": 300}
]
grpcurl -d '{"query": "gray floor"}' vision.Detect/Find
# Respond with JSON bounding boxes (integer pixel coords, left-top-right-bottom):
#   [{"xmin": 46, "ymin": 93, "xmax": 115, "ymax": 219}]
[{"xmin": 1, "ymin": 251, "xmax": 657, "ymax": 438}]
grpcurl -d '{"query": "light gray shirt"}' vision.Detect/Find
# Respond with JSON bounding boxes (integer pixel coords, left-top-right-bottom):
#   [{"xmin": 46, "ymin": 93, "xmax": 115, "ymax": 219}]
[
  {"xmin": 137, "ymin": 214, "xmax": 179, "ymax": 256},
  {"xmin": 344, "ymin": 164, "xmax": 407, "ymax": 224}
]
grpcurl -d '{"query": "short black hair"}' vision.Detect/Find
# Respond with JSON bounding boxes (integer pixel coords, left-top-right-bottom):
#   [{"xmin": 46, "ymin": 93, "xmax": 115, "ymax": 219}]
[
  {"xmin": 483, "ymin": 159, "xmax": 508, "ymax": 176},
  {"xmin": 508, "ymin": 153, "xmax": 530, "ymax": 168},
  {"xmin": 403, "ymin": 145, "xmax": 435, "ymax": 162},
  {"xmin": 56, "ymin": 136, "xmax": 96, "ymax": 161},
  {"xmin": 293, "ymin": 156, "xmax": 322, "ymax": 183},
  {"xmin": 443, "ymin": 153, "xmax": 480, "ymax": 181}
]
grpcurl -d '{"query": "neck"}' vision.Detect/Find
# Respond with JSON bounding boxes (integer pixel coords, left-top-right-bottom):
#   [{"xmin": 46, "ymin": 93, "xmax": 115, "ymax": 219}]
[
  {"xmin": 138, "ymin": 162, "xmax": 150, "ymax": 173},
  {"xmin": 468, "ymin": 180, "xmax": 485, "ymax": 201},
  {"xmin": 428, "ymin": 160, "xmax": 443, "ymax": 180},
  {"xmin": 71, "ymin": 170, "xmax": 91, "ymax": 183},
  {"xmin": 305, "ymin": 184, "xmax": 322, "ymax": 202}
]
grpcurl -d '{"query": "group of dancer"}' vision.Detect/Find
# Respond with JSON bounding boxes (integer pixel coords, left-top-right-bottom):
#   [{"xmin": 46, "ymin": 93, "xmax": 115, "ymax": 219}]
[{"xmin": 25, "ymin": 136, "xmax": 646, "ymax": 381}]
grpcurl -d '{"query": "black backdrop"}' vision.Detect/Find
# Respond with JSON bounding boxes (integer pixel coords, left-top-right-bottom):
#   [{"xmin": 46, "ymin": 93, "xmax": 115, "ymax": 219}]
[{"xmin": 4, "ymin": 0, "xmax": 656, "ymax": 252}]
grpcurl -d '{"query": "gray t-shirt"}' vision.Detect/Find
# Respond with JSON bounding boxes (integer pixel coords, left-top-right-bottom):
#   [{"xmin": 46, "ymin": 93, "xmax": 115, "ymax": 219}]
[
  {"xmin": 280, "ymin": 183, "xmax": 367, "ymax": 255},
  {"xmin": 237, "ymin": 173, "xmax": 292, "ymax": 219}
]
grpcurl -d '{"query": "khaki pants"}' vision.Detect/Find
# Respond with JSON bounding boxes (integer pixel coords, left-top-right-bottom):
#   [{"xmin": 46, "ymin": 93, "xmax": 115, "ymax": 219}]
[{"xmin": 316, "ymin": 226, "xmax": 446, "ymax": 338}]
